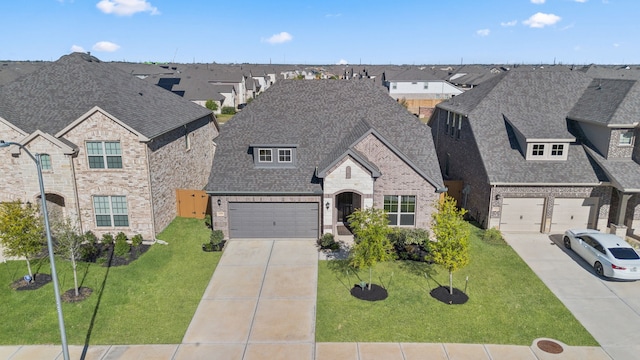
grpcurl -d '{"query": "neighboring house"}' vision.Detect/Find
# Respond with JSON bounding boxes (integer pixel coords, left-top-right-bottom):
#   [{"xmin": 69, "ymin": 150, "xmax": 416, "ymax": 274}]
[
  {"xmin": 384, "ymin": 68, "xmax": 463, "ymax": 117},
  {"xmin": 207, "ymin": 79, "xmax": 446, "ymax": 239},
  {"xmin": 429, "ymin": 69, "xmax": 640, "ymax": 237},
  {"xmin": 0, "ymin": 53, "xmax": 219, "ymax": 240}
]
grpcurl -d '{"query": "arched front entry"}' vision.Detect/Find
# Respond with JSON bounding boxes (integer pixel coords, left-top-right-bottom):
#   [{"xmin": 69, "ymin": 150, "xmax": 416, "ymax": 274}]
[{"xmin": 335, "ymin": 191, "xmax": 362, "ymax": 229}]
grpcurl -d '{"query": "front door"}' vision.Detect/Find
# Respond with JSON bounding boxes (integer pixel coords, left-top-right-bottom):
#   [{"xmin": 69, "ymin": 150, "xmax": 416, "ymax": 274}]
[{"xmin": 336, "ymin": 192, "xmax": 362, "ymax": 224}]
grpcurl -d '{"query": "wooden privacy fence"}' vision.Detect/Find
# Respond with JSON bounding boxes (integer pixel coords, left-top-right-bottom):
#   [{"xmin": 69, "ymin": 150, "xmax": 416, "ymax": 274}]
[{"xmin": 176, "ymin": 189, "xmax": 209, "ymax": 219}]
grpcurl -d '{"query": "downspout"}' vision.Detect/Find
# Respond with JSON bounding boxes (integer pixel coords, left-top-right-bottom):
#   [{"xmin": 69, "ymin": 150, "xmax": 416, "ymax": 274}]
[
  {"xmin": 144, "ymin": 141, "xmax": 157, "ymax": 240},
  {"xmin": 489, "ymin": 184, "xmax": 496, "ymax": 229},
  {"xmin": 69, "ymin": 153, "xmax": 83, "ymax": 234}
]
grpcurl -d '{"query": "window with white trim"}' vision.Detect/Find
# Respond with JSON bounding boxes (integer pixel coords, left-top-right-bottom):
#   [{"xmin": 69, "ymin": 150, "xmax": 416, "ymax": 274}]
[
  {"xmin": 531, "ymin": 144, "xmax": 545, "ymax": 156},
  {"xmin": 40, "ymin": 154, "xmax": 52, "ymax": 170},
  {"xmin": 93, "ymin": 195, "xmax": 129, "ymax": 227},
  {"xmin": 278, "ymin": 149, "xmax": 292, "ymax": 162},
  {"xmin": 258, "ymin": 149, "xmax": 272, "ymax": 162},
  {"xmin": 391, "ymin": 82, "xmax": 397, "ymax": 90},
  {"xmin": 620, "ymin": 130, "xmax": 634, "ymax": 146},
  {"xmin": 87, "ymin": 141, "xmax": 122, "ymax": 169},
  {"xmin": 423, "ymin": 82, "xmax": 429, "ymax": 89},
  {"xmin": 551, "ymin": 144, "xmax": 564, "ymax": 157},
  {"xmin": 384, "ymin": 195, "xmax": 416, "ymax": 226}
]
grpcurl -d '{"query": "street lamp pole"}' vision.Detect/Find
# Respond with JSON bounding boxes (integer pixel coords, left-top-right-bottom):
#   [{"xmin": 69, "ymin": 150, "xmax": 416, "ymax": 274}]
[{"xmin": 0, "ymin": 140, "xmax": 70, "ymax": 360}]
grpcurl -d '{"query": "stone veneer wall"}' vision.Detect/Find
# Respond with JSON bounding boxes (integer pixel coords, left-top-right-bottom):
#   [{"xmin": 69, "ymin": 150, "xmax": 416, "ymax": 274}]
[
  {"xmin": 212, "ymin": 195, "xmax": 322, "ymax": 239},
  {"xmin": 63, "ymin": 111, "xmax": 155, "ymax": 239},
  {"xmin": 608, "ymin": 128, "xmax": 635, "ymax": 158},
  {"xmin": 0, "ymin": 122, "xmax": 29, "ymax": 202},
  {"xmin": 147, "ymin": 115, "xmax": 217, "ymax": 235},
  {"xmin": 353, "ymin": 133, "xmax": 439, "ymax": 230},
  {"xmin": 322, "ymin": 156, "xmax": 374, "ymax": 234}
]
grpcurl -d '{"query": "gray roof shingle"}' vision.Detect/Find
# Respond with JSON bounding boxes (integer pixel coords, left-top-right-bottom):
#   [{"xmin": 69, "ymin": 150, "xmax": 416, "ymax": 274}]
[
  {"xmin": 0, "ymin": 53, "xmax": 212, "ymax": 139},
  {"xmin": 207, "ymin": 79, "xmax": 444, "ymax": 194},
  {"xmin": 569, "ymin": 78, "xmax": 640, "ymax": 126}
]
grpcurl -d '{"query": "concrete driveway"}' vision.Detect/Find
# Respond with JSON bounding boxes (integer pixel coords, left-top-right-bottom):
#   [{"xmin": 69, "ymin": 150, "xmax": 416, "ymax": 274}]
[{"xmin": 504, "ymin": 233, "xmax": 640, "ymax": 360}]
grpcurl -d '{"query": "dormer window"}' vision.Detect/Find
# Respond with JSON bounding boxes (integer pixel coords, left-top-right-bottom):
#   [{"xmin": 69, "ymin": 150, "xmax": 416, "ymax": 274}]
[
  {"xmin": 551, "ymin": 144, "xmax": 564, "ymax": 156},
  {"xmin": 258, "ymin": 149, "xmax": 272, "ymax": 162},
  {"xmin": 252, "ymin": 144, "xmax": 297, "ymax": 167},
  {"xmin": 619, "ymin": 130, "xmax": 634, "ymax": 146},
  {"xmin": 532, "ymin": 144, "xmax": 545, "ymax": 156},
  {"xmin": 527, "ymin": 143, "xmax": 568, "ymax": 160}
]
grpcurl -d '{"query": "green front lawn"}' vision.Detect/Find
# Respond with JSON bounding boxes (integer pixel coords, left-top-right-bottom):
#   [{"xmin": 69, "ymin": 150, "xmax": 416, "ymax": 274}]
[
  {"xmin": 316, "ymin": 225, "xmax": 598, "ymax": 346},
  {"xmin": 0, "ymin": 217, "xmax": 220, "ymax": 345}
]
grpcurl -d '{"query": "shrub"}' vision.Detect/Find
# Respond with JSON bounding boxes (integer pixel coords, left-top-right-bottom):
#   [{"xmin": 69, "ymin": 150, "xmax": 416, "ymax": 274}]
[
  {"xmin": 210, "ymin": 230, "xmax": 224, "ymax": 246},
  {"xmin": 79, "ymin": 243, "xmax": 99, "ymax": 262},
  {"xmin": 204, "ymin": 214, "xmax": 212, "ymax": 229},
  {"xmin": 131, "ymin": 234, "xmax": 143, "ymax": 247},
  {"xmin": 483, "ymin": 227, "xmax": 505, "ymax": 245},
  {"xmin": 84, "ymin": 231, "xmax": 98, "ymax": 245},
  {"xmin": 114, "ymin": 232, "xmax": 130, "ymax": 257},
  {"xmin": 205, "ymin": 99, "xmax": 218, "ymax": 111},
  {"xmin": 221, "ymin": 106, "xmax": 236, "ymax": 115},
  {"xmin": 101, "ymin": 233, "xmax": 114, "ymax": 245},
  {"xmin": 388, "ymin": 228, "xmax": 430, "ymax": 261},
  {"xmin": 318, "ymin": 233, "xmax": 339, "ymax": 251}
]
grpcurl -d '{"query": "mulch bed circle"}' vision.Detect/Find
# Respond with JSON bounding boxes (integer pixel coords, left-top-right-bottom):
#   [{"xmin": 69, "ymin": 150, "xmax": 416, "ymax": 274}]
[
  {"xmin": 11, "ymin": 274, "xmax": 52, "ymax": 291},
  {"xmin": 537, "ymin": 339, "xmax": 564, "ymax": 354},
  {"xmin": 350, "ymin": 283, "xmax": 388, "ymax": 301},
  {"xmin": 429, "ymin": 286, "xmax": 469, "ymax": 305},
  {"xmin": 62, "ymin": 287, "xmax": 93, "ymax": 303}
]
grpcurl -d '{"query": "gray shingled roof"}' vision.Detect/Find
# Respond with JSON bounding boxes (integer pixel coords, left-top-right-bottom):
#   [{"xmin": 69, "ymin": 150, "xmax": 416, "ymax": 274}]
[
  {"xmin": 437, "ymin": 70, "xmax": 606, "ymax": 185},
  {"xmin": 569, "ymin": 78, "xmax": 640, "ymax": 126},
  {"xmin": 584, "ymin": 147, "xmax": 640, "ymax": 191},
  {"xmin": 207, "ymin": 79, "xmax": 444, "ymax": 194},
  {"xmin": 0, "ymin": 53, "xmax": 212, "ymax": 139}
]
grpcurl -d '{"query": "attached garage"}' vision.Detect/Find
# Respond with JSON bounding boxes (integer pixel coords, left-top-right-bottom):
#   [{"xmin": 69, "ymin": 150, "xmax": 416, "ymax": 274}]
[
  {"xmin": 500, "ymin": 197, "xmax": 545, "ymax": 232},
  {"xmin": 228, "ymin": 202, "xmax": 319, "ymax": 239},
  {"xmin": 550, "ymin": 197, "xmax": 598, "ymax": 232}
]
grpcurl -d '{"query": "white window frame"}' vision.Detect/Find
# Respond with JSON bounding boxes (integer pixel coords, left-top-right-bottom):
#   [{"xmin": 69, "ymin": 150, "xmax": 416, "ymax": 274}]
[
  {"xmin": 93, "ymin": 195, "xmax": 129, "ymax": 227},
  {"xmin": 619, "ymin": 130, "xmax": 634, "ymax": 146},
  {"xmin": 87, "ymin": 141, "xmax": 122, "ymax": 169},
  {"xmin": 278, "ymin": 148, "xmax": 292, "ymax": 163},
  {"xmin": 258, "ymin": 148, "xmax": 272, "ymax": 162},
  {"xmin": 531, "ymin": 144, "xmax": 545, "ymax": 157},
  {"xmin": 40, "ymin": 154, "xmax": 52, "ymax": 170},
  {"xmin": 384, "ymin": 195, "xmax": 416, "ymax": 226},
  {"xmin": 550, "ymin": 144, "xmax": 564, "ymax": 157}
]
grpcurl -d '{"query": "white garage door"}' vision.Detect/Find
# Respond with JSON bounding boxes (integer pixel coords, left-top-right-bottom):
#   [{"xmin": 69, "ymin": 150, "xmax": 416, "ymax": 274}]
[
  {"xmin": 500, "ymin": 198, "xmax": 545, "ymax": 232},
  {"xmin": 229, "ymin": 202, "xmax": 319, "ymax": 239},
  {"xmin": 551, "ymin": 197, "xmax": 597, "ymax": 232}
]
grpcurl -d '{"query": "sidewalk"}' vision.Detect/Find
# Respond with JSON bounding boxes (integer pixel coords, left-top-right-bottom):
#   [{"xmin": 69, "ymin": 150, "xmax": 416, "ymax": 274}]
[{"xmin": 0, "ymin": 238, "xmax": 612, "ymax": 359}]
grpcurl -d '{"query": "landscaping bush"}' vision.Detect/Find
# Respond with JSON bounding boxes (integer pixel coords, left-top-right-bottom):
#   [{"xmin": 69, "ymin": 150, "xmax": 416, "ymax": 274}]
[
  {"xmin": 318, "ymin": 233, "xmax": 339, "ymax": 251},
  {"xmin": 204, "ymin": 214, "xmax": 212, "ymax": 229},
  {"xmin": 483, "ymin": 227, "xmax": 505, "ymax": 245},
  {"xmin": 101, "ymin": 233, "xmax": 114, "ymax": 246},
  {"xmin": 388, "ymin": 228, "xmax": 430, "ymax": 261},
  {"xmin": 131, "ymin": 234, "xmax": 143, "ymax": 247},
  {"xmin": 203, "ymin": 230, "xmax": 225, "ymax": 251},
  {"xmin": 221, "ymin": 106, "xmax": 236, "ymax": 115},
  {"xmin": 114, "ymin": 232, "xmax": 130, "ymax": 257}
]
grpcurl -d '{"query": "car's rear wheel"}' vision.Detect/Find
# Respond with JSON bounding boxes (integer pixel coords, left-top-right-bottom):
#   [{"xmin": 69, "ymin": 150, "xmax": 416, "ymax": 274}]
[
  {"xmin": 594, "ymin": 261, "xmax": 604, "ymax": 277},
  {"xmin": 563, "ymin": 236, "xmax": 571, "ymax": 249}
]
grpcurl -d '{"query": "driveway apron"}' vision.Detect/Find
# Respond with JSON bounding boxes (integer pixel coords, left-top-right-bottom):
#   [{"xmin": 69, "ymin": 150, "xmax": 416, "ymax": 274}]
[
  {"xmin": 504, "ymin": 233, "xmax": 640, "ymax": 360},
  {"xmin": 180, "ymin": 239, "xmax": 318, "ymax": 360}
]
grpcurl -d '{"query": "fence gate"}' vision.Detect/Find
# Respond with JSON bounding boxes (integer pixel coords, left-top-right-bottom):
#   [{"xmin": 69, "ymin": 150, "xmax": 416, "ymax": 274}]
[{"xmin": 176, "ymin": 189, "xmax": 209, "ymax": 219}]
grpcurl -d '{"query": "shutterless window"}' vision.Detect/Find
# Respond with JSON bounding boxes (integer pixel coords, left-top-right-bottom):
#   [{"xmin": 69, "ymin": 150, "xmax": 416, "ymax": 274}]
[
  {"xmin": 87, "ymin": 141, "xmax": 122, "ymax": 169},
  {"xmin": 391, "ymin": 82, "xmax": 397, "ymax": 89},
  {"xmin": 620, "ymin": 130, "xmax": 634, "ymax": 145},
  {"xmin": 93, "ymin": 195, "xmax": 129, "ymax": 227},
  {"xmin": 423, "ymin": 82, "xmax": 428, "ymax": 89},
  {"xmin": 278, "ymin": 149, "xmax": 292, "ymax": 162},
  {"xmin": 258, "ymin": 149, "xmax": 272, "ymax": 162},
  {"xmin": 532, "ymin": 144, "xmax": 545, "ymax": 156},
  {"xmin": 384, "ymin": 195, "xmax": 416, "ymax": 226},
  {"xmin": 551, "ymin": 144, "xmax": 564, "ymax": 156},
  {"xmin": 40, "ymin": 154, "xmax": 52, "ymax": 170}
]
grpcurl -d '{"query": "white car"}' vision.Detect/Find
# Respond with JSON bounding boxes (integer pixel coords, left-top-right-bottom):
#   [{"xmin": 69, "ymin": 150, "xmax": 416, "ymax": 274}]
[{"xmin": 563, "ymin": 229, "xmax": 640, "ymax": 280}]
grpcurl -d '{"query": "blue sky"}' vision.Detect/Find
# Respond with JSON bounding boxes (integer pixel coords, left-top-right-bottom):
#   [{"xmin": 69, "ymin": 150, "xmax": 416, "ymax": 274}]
[{"xmin": 1, "ymin": 0, "xmax": 638, "ymax": 65}]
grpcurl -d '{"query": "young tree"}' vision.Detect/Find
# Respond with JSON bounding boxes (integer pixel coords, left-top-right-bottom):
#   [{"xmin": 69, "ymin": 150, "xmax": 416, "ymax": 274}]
[
  {"xmin": 0, "ymin": 200, "xmax": 46, "ymax": 279},
  {"xmin": 431, "ymin": 195, "xmax": 470, "ymax": 295},
  {"xmin": 347, "ymin": 207, "xmax": 394, "ymax": 290},
  {"xmin": 205, "ymin": 99, "xmax": 218, "ymax": 111},
  {"xmin": 53, "ymin": 218, "xmax": 83, "ymax": 296}
]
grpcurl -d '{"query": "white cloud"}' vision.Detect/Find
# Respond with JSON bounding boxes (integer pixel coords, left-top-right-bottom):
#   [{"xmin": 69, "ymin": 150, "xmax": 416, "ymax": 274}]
[
  {"xmin": 523, "ymin": 12, "xmax": 561, "ymax": 28},
  {"xmin": 501, "ymin": 20, "xmax": 517, "ymax": 27},
  {"xmin": 531, "ymin": 0, "xmax": 545, "ymax": 3},
  {"xmin": 262, "ymin": 32, "xmax": 293, "ymax": 44},
  {"xmin": 96, "ymin": 0, "xmax": 159, "ymax": 16},
  {"xmin": 92, "ymin": 41, "xmax": 121, "ymax": 52},
  {"xmin": 337, "ymin": 59, "xmax": 348, "ymax": 65},
  {"xmin": 476, "ymin": 29, "xmax": 490, "ymax": 37},
  {"xmin": 70, "ymin": 45, "xmax": 86, "ymax": 53},
  {"xmin": 613, "ymin": 43, "xmax": 620, "ymax": 47},
  {"xmin": 574, "ymin": 0, "xmax": 588, "ymax": 2}
]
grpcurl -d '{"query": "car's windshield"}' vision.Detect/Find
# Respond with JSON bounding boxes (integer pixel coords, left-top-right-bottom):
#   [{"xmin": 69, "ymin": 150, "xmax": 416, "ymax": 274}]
[{"xmin": 608, "ymin": 247, "xmax": 640, "ymax": 260}]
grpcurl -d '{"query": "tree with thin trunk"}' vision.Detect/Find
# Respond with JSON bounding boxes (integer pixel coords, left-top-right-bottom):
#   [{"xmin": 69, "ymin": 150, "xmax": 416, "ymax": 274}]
[
  {"xmin": 347, "ymin": 207, "xmax": 394, "ymax": 290},
  {"xmin": 0, "ymin": 200, "xmax": 46, "ymax": 279},
  {"xmin": 53, "ymin": 218, "xmax": 83, "ymax": 296},
  {"xmin": 430, "ymin": 195, "xmax": 470, "ymax": 295}
]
